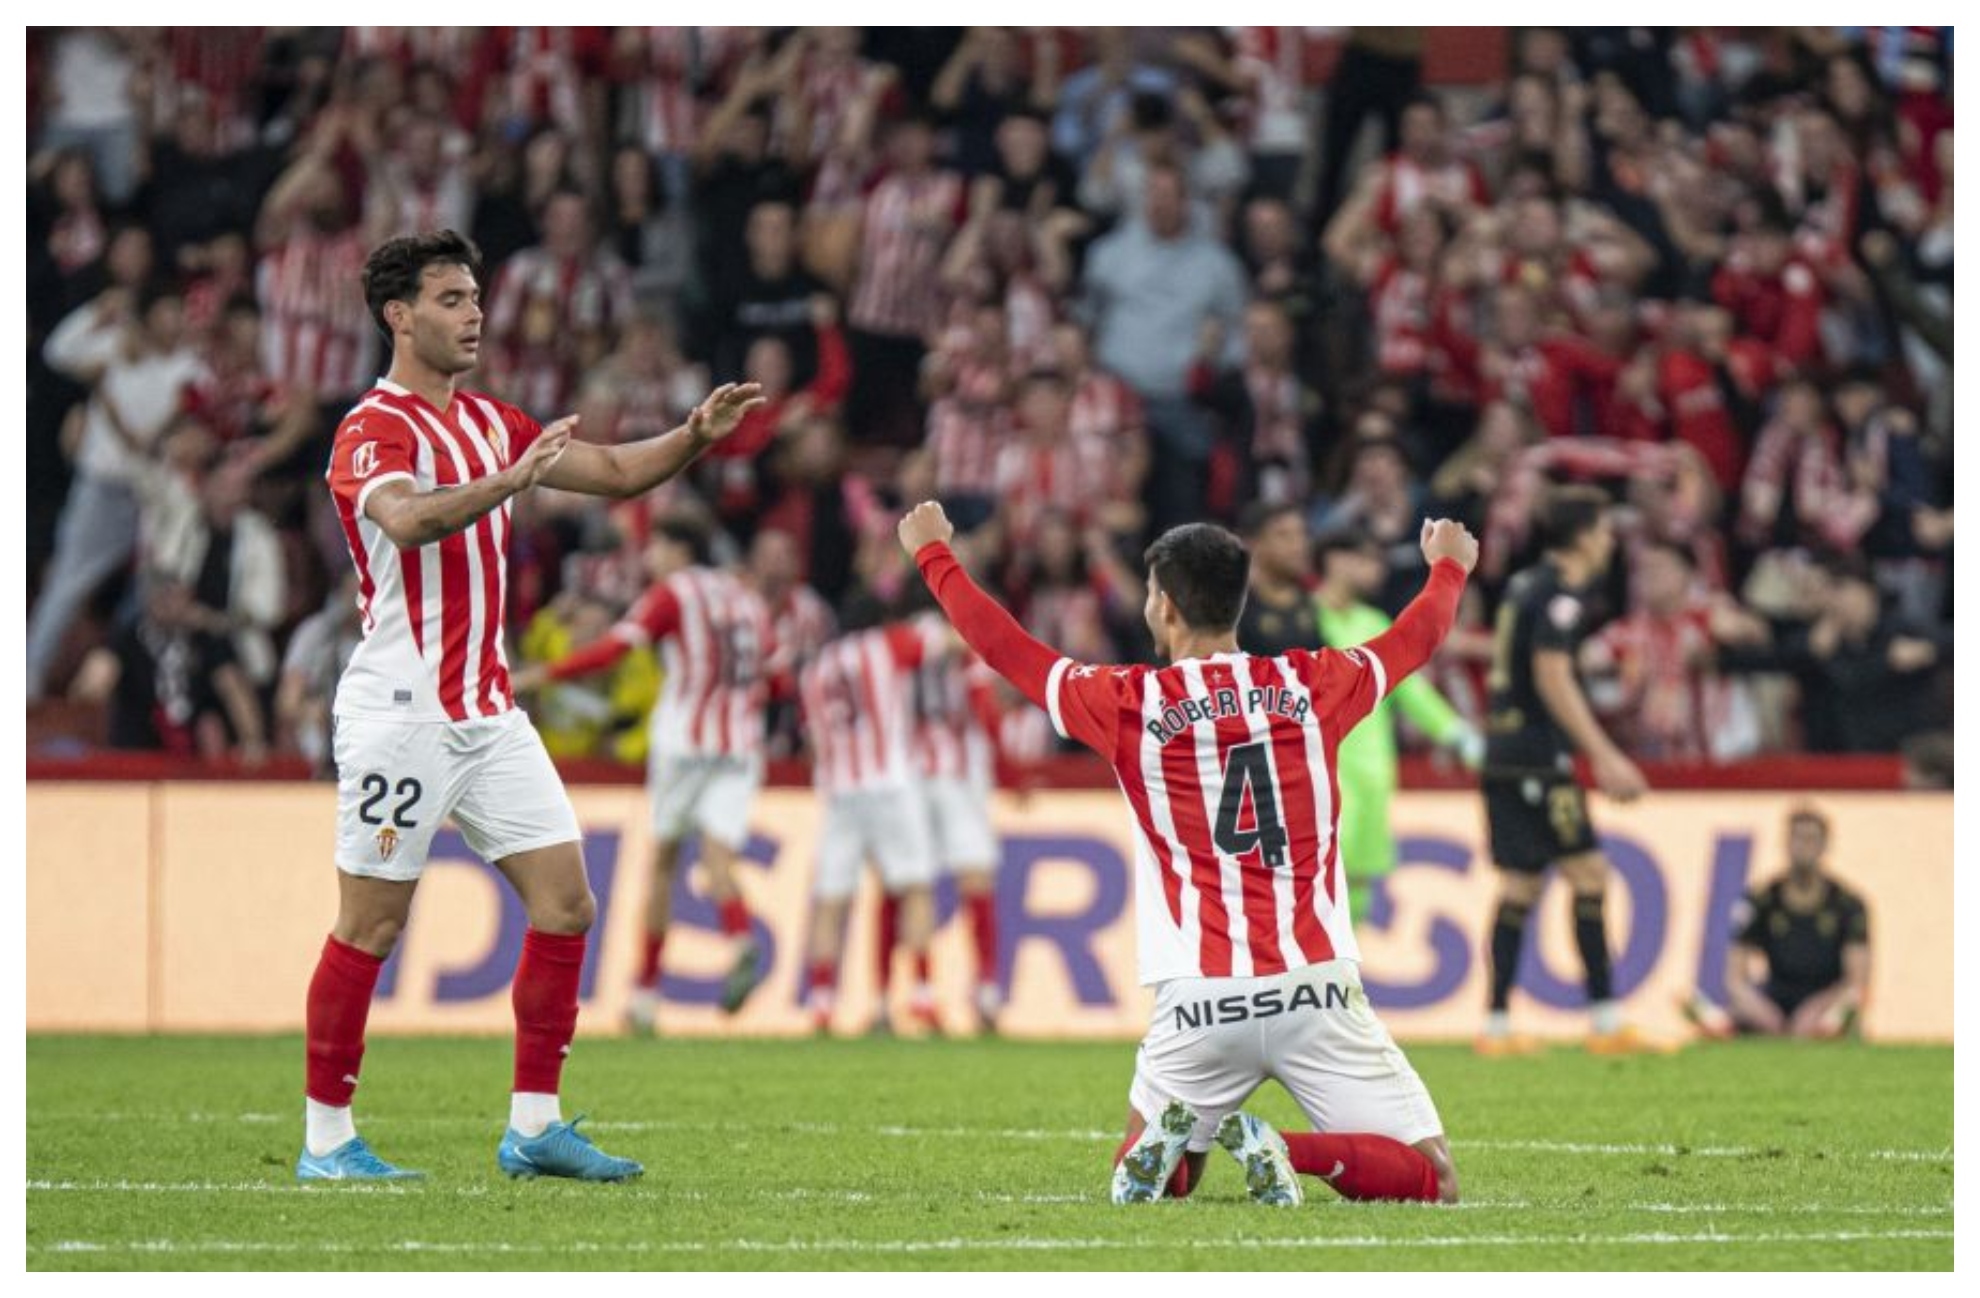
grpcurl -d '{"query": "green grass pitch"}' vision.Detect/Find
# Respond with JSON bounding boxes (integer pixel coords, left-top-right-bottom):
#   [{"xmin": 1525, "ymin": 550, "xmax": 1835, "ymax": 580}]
[{"xmin": 27, "ymin": 1034, "xmax": 1951, "ymax": 1270}]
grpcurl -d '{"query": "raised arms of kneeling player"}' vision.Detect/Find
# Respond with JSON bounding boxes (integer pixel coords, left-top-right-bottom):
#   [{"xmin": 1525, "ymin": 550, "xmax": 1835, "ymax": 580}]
[{"xmin": 898, "ymin": 502, "xmax": 1472, "ymax": 739}]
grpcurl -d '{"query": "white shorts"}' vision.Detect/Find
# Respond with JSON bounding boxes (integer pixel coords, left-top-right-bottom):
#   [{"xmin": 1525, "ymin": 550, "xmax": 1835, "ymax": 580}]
[
  {"xmin": 332, "ymin": 710, "xmax": 582, "ymax": 882},
  {"xmin": 813, "ymin": 788, "xmax": 935, "ymax": 900},
  {"xmin": 1128, "ymin": 961, "xmax": 1443, "ymax": 1153},
  {"xmin": 920, "ymin": 777, "xmax": 998, "ymax": 873},
  {"xmin": 649, "ymin": 751, "xmax": 762, "ymax": 850}
]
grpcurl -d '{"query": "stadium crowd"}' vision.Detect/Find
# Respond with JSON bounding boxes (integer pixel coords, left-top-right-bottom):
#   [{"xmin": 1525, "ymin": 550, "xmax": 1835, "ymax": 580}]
[{"xmin": 24, "ymin": 26, "xmax": 1955, "ymax": 774}]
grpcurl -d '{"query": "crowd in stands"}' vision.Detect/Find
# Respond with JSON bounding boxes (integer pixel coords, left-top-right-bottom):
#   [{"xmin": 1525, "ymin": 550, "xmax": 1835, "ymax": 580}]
[{"xmin": 25, "ymin": 27, "xmax": 1954, "ymax": 773}]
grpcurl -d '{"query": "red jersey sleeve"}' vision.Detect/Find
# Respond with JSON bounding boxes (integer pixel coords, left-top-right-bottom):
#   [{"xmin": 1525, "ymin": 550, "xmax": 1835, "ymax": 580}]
[
  {"xmin": 485, "ymin": 396, "xmax": 545, "ymax": 462},
  {"xmin": 1046, "ymin": 660, "xmax": 1142, "ymax": 756},
  {"xmin": 327, "ymin": 410, "xmax": 420, "ymax": 520},
  {"xmin": 615, "ymin": 581, "xmax": 683, "ymax": 647},
  {"xmin": 1292, "ymin": 558, "xmax": 1468, "ymax": 731}
]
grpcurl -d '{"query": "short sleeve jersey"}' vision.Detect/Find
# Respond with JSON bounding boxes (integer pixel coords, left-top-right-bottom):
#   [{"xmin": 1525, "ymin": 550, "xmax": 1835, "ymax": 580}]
[
  {"xmin": 1484, "ymin": 560, "xmax": 1592, "ymax": 773},
  {"xmin": 1733, "ymin": 876, "xmax": 1869, "ymax": 1004},
  {"xmin": 325, "ymin": 379, "xmax": 545, "ymax": 722},
  {"xmin": 1042, "ymin": 643, "xmax": 1398, "ymax": 984}
]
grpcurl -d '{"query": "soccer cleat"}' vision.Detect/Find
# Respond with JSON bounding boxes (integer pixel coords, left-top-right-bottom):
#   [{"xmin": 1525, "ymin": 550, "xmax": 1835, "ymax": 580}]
[
  {"xmin": 1586, "ymin": 1024, "xmax": 1682, "ymax": 1056},
  {"xmin": 296, "ymin": 1136, "xmax": 424, "ymax": 1183},
  {"xmin": 1472, "ymin": 1032, "xmax": 1546, "ymax": 1058},
  {"xmin": 973, "ymin": 981, "xmax": 1004, "ymax": 1035},
  {"xmin": 624, "ymin": 988, "xmax": 659, "ymax": 1038},
  {"xmin": 906, "ymin": 998, "xmax": 944, "ymax": 1038},
  {"xmin": 1110, "ymin": 1099, "xmax": 1197, "ymax": 1205},
  {"xmin": 1214, "ymin": 1112, "xmax": 1303, "ymax": 1207},
  {"xmin": 1679, "ymin": 993, "xmax": 1735, "ymax": 1041},
  {"xmin": 720, "ymin": 939, "xmax": 765, "ymax": 1015},
  {"xmin": 497, "ymin": 1116, "xmax": 644, "ymax": 1182}
]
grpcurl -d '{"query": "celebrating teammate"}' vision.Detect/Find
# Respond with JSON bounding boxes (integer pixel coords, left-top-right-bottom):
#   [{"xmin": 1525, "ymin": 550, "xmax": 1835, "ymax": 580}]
[
  {"xmin": 798, "ymin": 619, "xmax": 947, "ymax": 1035},
  {"xmin": 515, "ymin": 512, "xmax": 776, "ymax": 1032},
  {"xmin": 901, "ymin": 500, "xmax": 1470, "ymax": 1206},
  {"xmin": 1476, "ymin": 486, "xmax": 1659, "ymax": 1056},
  {"xmin": 302, "ymin": 229, "xmax": 762, "ymax": 1182}
]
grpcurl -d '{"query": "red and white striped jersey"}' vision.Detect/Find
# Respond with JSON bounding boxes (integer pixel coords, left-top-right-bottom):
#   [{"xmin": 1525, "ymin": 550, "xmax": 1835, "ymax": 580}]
[
  {"xmin": 847, "ymin": 169, "xmax": 966, "ymax": 339},
  {"xmin": 326, "ymin": 379, "xmax": 543, "ymax": 722},
  {"xmin": 257, "ymin": 228, "xmax": 378, "ymax": 401},
  {"xmin": 800, "ymin": 623, "xmax": 939, "ymax": 794},
  {"xmin": 767, "ymin": 581, "xmax": 838, "ymax": 682},
  {"xmin": 1045, "ymin": 646, "xmax": 1398, "ymax": 984},
  {"xmin": 908, "ymin": 621, "xmax": 996, "ymax": 784},
  {"xmin": 612, "ymin": 567, "xmax": 773, "ymax": 760}
]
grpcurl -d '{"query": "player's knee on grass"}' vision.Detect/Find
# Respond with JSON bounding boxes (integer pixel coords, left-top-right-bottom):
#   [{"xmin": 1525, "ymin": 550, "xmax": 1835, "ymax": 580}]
[{"xmin": 1415, "ymin": 1135, "xmax": 1460, "ymax": 1204}]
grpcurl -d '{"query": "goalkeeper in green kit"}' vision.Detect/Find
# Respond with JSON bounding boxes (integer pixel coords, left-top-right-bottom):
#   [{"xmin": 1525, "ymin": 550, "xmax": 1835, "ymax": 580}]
[{"xmin": 1311, "ymin": 532, "xmax": 1481, "ymax": 918}]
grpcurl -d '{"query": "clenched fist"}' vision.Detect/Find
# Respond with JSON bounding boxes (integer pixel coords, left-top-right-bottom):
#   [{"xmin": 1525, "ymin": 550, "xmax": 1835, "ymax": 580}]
[
  {"xmin": 1420, "ymin": 518, "xmax": 1479, "ymax": 574},
  {"xmin": 898, "ymin": 500, "xmax": 955, "ymax": 554}
]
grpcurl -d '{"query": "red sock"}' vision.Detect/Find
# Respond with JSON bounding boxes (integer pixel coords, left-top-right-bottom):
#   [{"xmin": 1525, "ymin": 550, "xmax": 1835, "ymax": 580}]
[
  {"xmin": 876, "ymin": 895, "xmax": 900, "ymax": 992},
  {"xmin": 1283, "ymin": 1132, "xmax": 1440, "ymax": 1202},
  {"xmin": 807, "ymin": 959, "xmax": 838, "ymax": 995},
  {"xmin": 513, "ymin": 929, "xmax": 586, "ymax": 1095},
  {"xmin": 305, "ymin": 936, "xmax": 384, "ymax": 1107},
  {"xmin": 636, "ymin": 931, "xmax": 665, "ymax": 988},
  {"xmin": 1111, "ymin": 1134, "xmax": 1194, "ymax": 1199},
  {"xmin": 966, "ymin": 893, "xmax": 997, "ymax": 983},
  {"xmin": 912, "ymin": 951, "xmax": 931, "ymax": 984},
  {"xmin": 718, "ymin": 897, "xmax": 751, "ymax": 938}
]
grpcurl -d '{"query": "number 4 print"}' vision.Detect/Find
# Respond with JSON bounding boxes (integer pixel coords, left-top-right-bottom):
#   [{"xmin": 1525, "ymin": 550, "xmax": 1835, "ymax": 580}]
[{"xmin": 1214, "ymin": 741, "xmax": 1289, "ymax": 869}]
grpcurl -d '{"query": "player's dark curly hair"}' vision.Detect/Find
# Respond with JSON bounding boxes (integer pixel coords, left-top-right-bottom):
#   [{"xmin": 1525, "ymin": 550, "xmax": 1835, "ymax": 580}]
[
  {"xmin": 1144, "ymin": 523, "xmax": 1250, "ymax": 631},
  {"xmin": 361, "ymin": 229, "xmax": 485, "ymax": 344}
]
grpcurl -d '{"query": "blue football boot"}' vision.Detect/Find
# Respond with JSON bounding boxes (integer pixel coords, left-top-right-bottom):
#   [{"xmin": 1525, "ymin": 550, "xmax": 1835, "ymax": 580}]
[
  {"xmin": 296, "ymin": 1136, "xmax": 425, "ymax": 1183},
  {"xmin": 497, "ymin": 1116, "xmax": 644, "ymax": 1182}
]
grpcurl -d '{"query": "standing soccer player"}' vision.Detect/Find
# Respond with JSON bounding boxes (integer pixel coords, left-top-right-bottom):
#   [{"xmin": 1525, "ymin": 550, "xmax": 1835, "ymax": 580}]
[
  {"xmin": 1477, "ymin": 486, "xmax": 1657, "ymax": 1056},
  {"xmin": 798, "ymin": 619, "xmax": 945, "ymax": 1035},
  {"xmin": 302, "ymin": 230, "xmax": 762, "ymax": 1181},
  {"xmin": 906, "ymin": 619, "xmax": 1009, "ymax": 1031},
  {"xmin": 903, "ymin": 501, "xmax": 1470, "ymax": 1207},
  {"xmin": 515, "ymin": 512, "xmax": 776, "ymax": 1032}
]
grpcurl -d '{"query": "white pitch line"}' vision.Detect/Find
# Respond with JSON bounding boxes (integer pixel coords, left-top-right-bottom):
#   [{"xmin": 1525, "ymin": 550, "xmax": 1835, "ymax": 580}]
[
  {"xmin": 29, "ymin": 1228, "xmax": 1955, "ymax": 1258},
  {"xmin": 1461, "ymin": 1139, "xmax": 1952, "ymax": 1162}
]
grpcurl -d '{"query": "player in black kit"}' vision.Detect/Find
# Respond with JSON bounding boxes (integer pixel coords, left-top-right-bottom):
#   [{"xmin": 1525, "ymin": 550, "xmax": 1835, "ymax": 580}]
[
  {"xmin": 1476, "ymin": 487, "xmax": 1662, "ymax": 1056},
  {"xmin": 1687, "ymin": 807, "xmax": 1870, "ymax": 1039}
]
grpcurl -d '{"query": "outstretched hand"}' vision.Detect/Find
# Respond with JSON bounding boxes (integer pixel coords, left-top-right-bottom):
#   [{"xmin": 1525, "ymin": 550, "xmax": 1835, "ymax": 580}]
[
  {"xmin": 508, "ymin": 418, "xmax": 575, "ymax": 492},
  {"xmin": 687, "ymin": 383, "xmax": 769, "ymax": 445},
  {"xmin": 898, "ymin": 500, "xmax": 955, "ymax": 555}
]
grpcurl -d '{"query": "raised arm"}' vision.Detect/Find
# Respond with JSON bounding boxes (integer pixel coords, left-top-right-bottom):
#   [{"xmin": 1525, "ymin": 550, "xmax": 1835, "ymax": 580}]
[
  {"xmin": 541, "ymin": 382, "xmax": 765, "ymax": 499},
  {"xmin": 1360, "ymin": 520, "xmax": 1477, "ymax": 687},
  {"xmin": 899, "ymin": 502, "xmax": 1060, "ymax": 710}
]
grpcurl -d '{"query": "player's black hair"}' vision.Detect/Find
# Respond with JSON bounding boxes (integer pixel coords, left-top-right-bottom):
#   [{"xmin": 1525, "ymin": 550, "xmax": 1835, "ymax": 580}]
[
  {"xmin": 1143, "ymin": 523, "xmax": 1250, "ymax": 631},
  {"xmin": 1538, "ymin": 485, "xmax": 1612, "ymax": 554},
  {"xmin": 1787, "ymin": 804, "xmax": 1831, "ymax": 837},
  {"xmin": 362, "ymin": 229, "xmax": 485, "ymax": 344},
  {"xmin": 1237, "ymin": 500, "xmax": 1303, "ymax": 540},
  {"xmin": 650, "ymin": 512, "xmax": 714, "ymax": 566}
]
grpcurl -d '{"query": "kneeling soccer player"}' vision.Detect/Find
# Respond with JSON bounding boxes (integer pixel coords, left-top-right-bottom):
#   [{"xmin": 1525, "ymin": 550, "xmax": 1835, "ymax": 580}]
[{"xmin": 900, "ymin": 501, "xmax": 1466, "ymax": 1205}]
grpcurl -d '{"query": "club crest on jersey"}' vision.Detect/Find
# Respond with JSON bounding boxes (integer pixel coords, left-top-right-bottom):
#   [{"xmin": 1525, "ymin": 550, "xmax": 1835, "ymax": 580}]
[
  {"xmin": 375, "ymin": 826, "xmax": 400, "ymax": 862},
  {"xmin": 1548, "ymin": 594, "xmax": 1582, "ymax": 631},
  {"xmin": 352, "ymin": 441, "xmax": 380, "ymax": 479}
]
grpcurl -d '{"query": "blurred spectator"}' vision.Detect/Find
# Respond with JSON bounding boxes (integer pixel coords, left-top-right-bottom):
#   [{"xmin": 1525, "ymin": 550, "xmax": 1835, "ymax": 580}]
[
  {"xmin": 1051, "ymin": 29, "xmax": 1177, "ymax": 171},
  {"xmin": 1783, "ymin": 563, "xmax": 1946, "ymax": 754},
  {"xmin": 846, "ymin": 112, "xmax": 966, "ymax": 448},
  {"xmin": 1580, "ymin": 541, "xmax": 1767, "ymax": 763},
  {"xmin": 36, "ymin": 29, "xmax": 145, "ymax": 206},
  {"xmin": 29, "ymin": 284, "xmax": 207, "ymax": 702},
  {"xmin": 1082, "ymin": 163, "xmax": 1246, "ymax": 532},
  {"xmin": 1311, "ymin": 436, "xmax": 1428, "ymax": 616},
  {"xmin": 276, "ymin": 575, "xmax": 362, "ymax": 776},
  {"xmin": 485, "ymin": 188, "xmax": 636, "ymax": 412},
  {"xmin": 705, "ymin": 200, "xmax": 827, "ymax": 384},
  {"xmin": 1311, "ymin": 29, "xmax": 1428, "ymax": 228}
]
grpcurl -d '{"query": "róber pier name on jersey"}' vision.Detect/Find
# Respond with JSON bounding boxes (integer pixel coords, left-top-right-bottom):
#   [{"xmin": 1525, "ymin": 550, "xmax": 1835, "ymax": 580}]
[
  {"xmin": 1146, "ymin": 684, "xmax": 1311, "ymax": 746},
  {"xmin": 1174, "ymin": 981, "xmax": 1349, "ymax": 1030}
]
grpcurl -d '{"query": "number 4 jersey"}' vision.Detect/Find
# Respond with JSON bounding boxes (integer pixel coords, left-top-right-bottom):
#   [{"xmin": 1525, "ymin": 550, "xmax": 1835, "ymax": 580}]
[{"xmin": 914, "ymin": 543, "xmax": 1469, "ymax": 986}]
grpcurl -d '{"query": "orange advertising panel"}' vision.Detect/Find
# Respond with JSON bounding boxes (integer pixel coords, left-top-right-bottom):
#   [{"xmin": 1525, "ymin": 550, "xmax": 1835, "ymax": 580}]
[{"xmin": 26, "ymin": 784, "xmax": 1951, "ymax": 1042}]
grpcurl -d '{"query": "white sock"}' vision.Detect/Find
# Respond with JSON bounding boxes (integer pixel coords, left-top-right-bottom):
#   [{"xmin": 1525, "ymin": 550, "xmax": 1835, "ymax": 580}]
[
  {"xmin": 1485, "ymin": 1010, "xmax": 1513, "ymax": 1039},
  {"xmin": 305, "ymin": 1099, "xmax": 357, "ymax": 1157},
  {"xmin": 1592, "ymin": 1000, "xmax": 1623, "ymax": 1034},
  {"xmin": 510, "ymin": 1091, "xmax": 562, "ymax": 1137}
]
